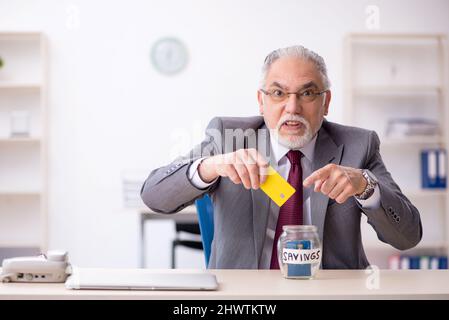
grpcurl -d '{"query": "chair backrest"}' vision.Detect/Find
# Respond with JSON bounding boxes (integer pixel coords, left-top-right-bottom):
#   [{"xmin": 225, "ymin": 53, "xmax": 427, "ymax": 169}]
[{"xmin": 194, "ymin": 194, "xmax": 214, "ymax": 267}]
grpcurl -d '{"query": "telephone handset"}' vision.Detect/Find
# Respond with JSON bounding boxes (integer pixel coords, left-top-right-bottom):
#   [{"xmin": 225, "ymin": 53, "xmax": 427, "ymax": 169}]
[{"xmin": 0, "ymin": 250, "xmax": 71, "ymax": 283}]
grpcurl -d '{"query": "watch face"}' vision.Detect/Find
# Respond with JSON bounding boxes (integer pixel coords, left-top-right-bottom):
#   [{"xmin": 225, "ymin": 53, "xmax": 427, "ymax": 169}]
[{"xmin": 150, "ymin": 38, "xmax": 188, "ymax": 75}]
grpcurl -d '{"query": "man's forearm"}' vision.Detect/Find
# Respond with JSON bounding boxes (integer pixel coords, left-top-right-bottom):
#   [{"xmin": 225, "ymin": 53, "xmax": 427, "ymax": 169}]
[
  {"xmin": 140, "ymin": 158, "xmax": 215, "ymax": 213},
  {"xmin": 361, "ymin": 181, "xmax": 422, "ymax": 250}
]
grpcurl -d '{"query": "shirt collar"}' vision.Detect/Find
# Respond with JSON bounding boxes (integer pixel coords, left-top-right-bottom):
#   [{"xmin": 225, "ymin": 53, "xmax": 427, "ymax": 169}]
[{"xmin": 270, "ymin": 132, "xmax": 317, "ymax": 165}]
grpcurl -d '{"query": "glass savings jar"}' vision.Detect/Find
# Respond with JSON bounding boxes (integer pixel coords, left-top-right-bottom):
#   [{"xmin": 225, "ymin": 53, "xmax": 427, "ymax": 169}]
[{"xmin": 278, "ymin": 225, "xmax": 322, "ymax": 279}]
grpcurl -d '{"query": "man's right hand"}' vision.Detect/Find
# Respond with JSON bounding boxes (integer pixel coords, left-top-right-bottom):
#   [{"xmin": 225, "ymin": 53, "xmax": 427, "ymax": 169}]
[{"xmin": 198, "ymin": 148, "xmax": 270, "ymax": 190}]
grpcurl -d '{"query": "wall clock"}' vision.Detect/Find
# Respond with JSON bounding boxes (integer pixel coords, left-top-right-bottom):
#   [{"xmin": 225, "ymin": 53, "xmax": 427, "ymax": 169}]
[{"xmin": 150, "ymin": 37, "xmax": 188, "ymax": 75}]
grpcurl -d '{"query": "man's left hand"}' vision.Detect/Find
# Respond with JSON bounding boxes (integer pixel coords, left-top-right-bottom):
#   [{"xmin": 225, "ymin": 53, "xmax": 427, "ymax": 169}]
[{"xmin": 303, "ymin": 164, "xmax": 367, "ymax": 204}]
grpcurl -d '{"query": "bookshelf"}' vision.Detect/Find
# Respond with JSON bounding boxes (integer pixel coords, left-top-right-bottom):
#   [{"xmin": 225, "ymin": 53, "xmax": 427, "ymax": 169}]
[
  {"xmin": 344, "ymin": 33, "xmax": 448, "ymax": 269},
  {"xmin": 0, "ymin": 32, "xmax": 48, "ymax": 261}
]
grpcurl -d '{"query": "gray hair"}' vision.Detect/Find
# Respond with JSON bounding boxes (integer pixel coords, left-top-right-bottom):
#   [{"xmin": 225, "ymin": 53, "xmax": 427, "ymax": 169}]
[{"xmin": 260, "ymin": 45, "xmax": 331, "ymax": 90}]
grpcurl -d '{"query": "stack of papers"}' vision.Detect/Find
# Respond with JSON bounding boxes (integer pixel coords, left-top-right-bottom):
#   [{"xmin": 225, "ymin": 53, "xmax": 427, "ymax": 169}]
[{"xmin": 385, "ymin": 118, "xmax": 439, "ymax": 138}]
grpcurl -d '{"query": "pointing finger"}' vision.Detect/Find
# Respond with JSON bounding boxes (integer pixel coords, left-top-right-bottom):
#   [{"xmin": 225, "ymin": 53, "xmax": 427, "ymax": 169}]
[{"xmin": 303, "ymin": 166, "xmax": 332, "ymax": 187}]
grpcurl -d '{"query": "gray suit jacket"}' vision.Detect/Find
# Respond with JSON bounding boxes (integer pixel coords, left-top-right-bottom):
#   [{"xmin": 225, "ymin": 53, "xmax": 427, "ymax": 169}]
[{"xmin": 141, "ymin": 116, "xmax": 422, "ymax": 269}]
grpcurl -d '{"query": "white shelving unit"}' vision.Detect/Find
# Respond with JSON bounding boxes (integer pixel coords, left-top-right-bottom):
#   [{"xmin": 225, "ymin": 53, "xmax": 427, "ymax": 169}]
[
  {"xmin": 344, "ymin": 34, "xmax": 449, "ymax": 268},
  {"xmin": 0, "ymin": 32, "xmax": 48, "ymax": 260}
]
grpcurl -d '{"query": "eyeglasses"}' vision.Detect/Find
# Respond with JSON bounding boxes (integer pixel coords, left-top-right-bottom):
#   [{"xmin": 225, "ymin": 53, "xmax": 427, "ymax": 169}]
[{"xmin": 260, "ymin": 88, "xmax": 328, "ymax": 104}]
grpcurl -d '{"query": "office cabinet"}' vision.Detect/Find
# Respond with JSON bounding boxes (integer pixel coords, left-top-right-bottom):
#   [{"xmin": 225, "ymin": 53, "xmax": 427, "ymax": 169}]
[
  {"xmin": 0, "ymin": 32, "xmax": 48, "ymax": 259},
  {"xmin": 344, "ymin": 34, "xmax": 448, "ymax": 268}
]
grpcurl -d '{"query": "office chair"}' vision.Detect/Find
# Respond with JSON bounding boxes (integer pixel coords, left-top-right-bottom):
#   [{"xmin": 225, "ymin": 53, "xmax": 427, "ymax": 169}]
[
  {"xmin": 171, "ymin": 194, "xmax": 214, "ymax": 268},
  {"xmin": 195, "ymin": 194, "xmax": 214, "ymax": 267}
]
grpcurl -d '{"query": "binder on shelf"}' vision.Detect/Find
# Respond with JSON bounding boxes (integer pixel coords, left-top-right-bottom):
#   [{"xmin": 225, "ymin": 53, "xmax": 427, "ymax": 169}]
[
  {"xmin": 390, "ymin": 255, "xmax": 448, "ymax": 270},
  {"xmin": 419, "ymin": 256, "xmax": 430, "ymax": 270},
  {"xmin": 409, "ymin": 256, "xmax": 420, "ymax": 269},
  {"xmin": 437, "ymin": 149, "xmax": 447, "ymax": 188},
  {"xmin": 439, "ymin": 256, "xmax": 448, "ymax": 269},
  {"xmin": 421, "ymin": 148, "xmax": 447, "ymax": 189},
  {"xmin": 430, "ymin": 256, "xmax": 440, "ymax": 270},
  {"xmin": 400, "ymin": 256, "xmax": 410, "ymax": 270},
  {"xmin": 388, "ymin": 255, "xmax": 400, "ymax": 270}
]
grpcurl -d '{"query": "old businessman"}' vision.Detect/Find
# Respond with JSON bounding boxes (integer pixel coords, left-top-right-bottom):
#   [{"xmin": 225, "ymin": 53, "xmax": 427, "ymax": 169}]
[{"xmin": 141, "ymin": 45, "xmax": 422, "ymax": 269}]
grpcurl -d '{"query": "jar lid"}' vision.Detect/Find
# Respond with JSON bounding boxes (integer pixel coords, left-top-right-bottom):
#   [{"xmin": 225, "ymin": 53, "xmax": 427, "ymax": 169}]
[{"xmin": 282, "ymin": 225, "xmax": 317, "ymax": 232}]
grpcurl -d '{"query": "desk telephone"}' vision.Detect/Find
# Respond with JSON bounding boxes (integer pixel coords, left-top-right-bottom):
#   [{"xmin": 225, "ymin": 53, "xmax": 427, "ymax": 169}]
[{"xmin": 0, "ymin": 250, "xmax": 71, "ymax": 283}]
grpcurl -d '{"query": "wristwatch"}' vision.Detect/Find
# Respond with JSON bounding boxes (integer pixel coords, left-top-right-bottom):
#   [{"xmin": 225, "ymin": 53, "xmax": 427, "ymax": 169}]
[{"xmin": 355, "ymin": 169, "xmax": 378, "ymax": 200}]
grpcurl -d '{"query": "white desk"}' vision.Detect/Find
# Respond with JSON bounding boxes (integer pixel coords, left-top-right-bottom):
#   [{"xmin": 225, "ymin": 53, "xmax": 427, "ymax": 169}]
[
  {"xmin": 139, "ymin": 205, "xmax": 198, "ymax": 268},
  {"xmin": 1, "ymin": 269, "xmax": 449, "ymax": 300}
]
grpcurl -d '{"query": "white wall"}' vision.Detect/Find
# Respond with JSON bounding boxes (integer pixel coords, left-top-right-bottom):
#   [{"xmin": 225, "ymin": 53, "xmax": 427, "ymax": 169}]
[{"xmin": 0, "ymin": 0, "xmax": 448, "ymax": 268}]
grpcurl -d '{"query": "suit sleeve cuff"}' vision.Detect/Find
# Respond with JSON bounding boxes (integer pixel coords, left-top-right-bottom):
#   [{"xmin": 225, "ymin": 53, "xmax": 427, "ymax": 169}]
[
  {"xmin": 188, "ymin": 157, "xmax": 218, "ymax": 189},
  {"xmin": 355, "ymin": 184, "xmax": 381, "ymax": 210}
]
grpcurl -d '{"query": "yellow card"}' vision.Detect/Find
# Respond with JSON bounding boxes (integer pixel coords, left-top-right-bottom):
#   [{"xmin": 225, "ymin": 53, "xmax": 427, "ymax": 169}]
[{"xmin": 260, "ymin": 166, "xmax": 296, "ymax": 207}]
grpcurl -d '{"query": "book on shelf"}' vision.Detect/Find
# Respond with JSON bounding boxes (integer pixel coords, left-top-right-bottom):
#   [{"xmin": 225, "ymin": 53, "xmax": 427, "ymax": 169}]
[{"xmin": 421, "ymin": 148, "xmax": 447, "ymax": 189}]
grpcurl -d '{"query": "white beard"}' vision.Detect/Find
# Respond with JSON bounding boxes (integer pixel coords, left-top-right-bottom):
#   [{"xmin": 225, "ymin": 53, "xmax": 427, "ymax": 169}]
[{"xmin": 273, "ymin": 115, "xmax": 314, "ymax": 149}]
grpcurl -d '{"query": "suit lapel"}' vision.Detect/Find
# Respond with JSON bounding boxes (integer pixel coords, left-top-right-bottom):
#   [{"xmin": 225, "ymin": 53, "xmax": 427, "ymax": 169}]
[{"xmin": 310, "ymin": 124, "xmax": 344, "ymax": 242}]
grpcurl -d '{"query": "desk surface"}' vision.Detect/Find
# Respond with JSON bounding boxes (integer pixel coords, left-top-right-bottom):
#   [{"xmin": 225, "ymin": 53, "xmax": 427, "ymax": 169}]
[
  {"xmin": 139, "ymin": 205, "xmax": 197, "ymax": 221},
  {"xmin": 140, "ymin": 205, "xmax": 197, "ymax": 215},
  {"xmin": 1, "ymin": 269, "xmax": 449, "ymax": 300}
]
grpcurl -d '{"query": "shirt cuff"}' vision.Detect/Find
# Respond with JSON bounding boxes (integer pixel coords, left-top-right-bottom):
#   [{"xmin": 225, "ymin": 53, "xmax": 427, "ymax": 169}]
[
  {"xmin": 188, "ymin": 157, "xmax": 218, "ymax": 189},
  {"xmin": 355, "ymin": 184, "xmax": 381, "ymax": 210}
]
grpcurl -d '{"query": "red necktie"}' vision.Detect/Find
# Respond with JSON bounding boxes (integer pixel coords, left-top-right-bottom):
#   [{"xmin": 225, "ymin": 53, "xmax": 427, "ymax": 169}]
[{"xmin": 270, "ymin": 150, "xmax": 303, "ymax": 269}]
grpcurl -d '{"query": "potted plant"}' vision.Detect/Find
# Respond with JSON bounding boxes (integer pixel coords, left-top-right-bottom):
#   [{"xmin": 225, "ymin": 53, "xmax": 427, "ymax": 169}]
[{"xmin": 0, "ymin": 56, "xmax": 3, "ymax": 69}]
